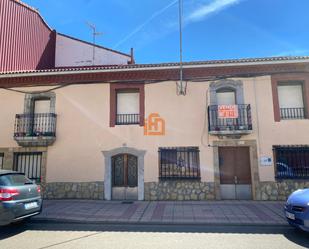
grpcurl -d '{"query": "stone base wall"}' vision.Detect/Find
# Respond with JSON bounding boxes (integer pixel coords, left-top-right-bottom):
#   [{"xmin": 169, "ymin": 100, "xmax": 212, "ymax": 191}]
[
  {"xmin": 43, "ymin": 180, "xmax": 308, "ymax": 201},
  {"xmin": 144, "ymin": 181, "xmax": 215, "ymax": 201},
  {"xmin": 44, "ymin": 182, "xmax": 104, "ymax": 200},
  {"xmin": 256, "ymin": 180, "xmax": 309, "ymax": 201}
]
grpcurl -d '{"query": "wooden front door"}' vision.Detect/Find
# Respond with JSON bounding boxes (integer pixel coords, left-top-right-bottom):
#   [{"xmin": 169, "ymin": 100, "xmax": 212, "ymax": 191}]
[
  {"xmin": 218, "ymin": 147, "xmax": 252, "ymax": 200},
  {"xmin": 112, "ymin": 154, "xmax": 138, "ymax": 200}
]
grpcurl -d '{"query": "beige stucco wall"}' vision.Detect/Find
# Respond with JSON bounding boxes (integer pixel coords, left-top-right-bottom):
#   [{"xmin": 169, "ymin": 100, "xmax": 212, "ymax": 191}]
[
  {"xmin": 1, "ymin": 76, "xmax": 309, "ymax": 184},
  {"xmin": 48, "ymin": 81, "xmax": 215, "ymax": 183},
  {"xmin": 253, "ymin": 76, "xmax": 309, "ymax": 181}
]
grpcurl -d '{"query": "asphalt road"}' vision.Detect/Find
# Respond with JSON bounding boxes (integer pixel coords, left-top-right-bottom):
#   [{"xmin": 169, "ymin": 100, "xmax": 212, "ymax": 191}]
[{"xmin": 0, "ymin": 221, "xmax": 308, "ymax": 249}]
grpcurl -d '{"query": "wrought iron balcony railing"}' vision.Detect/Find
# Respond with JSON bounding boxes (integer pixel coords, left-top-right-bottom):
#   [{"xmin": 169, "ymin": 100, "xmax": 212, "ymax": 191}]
[
  {"xmin": 116, "ymin": 114, "xmax": 140, "ymax": 125},
  {"xmin": 280, "ymin": 107, "xmax": 305, "ymax": 120},
  {"xmin": 14, "ymin": 113, "xmax": 57, "ymax": 138},
  {"xmin": 208, "ymin": 104, "xmax": 252, "ymax": 133}
]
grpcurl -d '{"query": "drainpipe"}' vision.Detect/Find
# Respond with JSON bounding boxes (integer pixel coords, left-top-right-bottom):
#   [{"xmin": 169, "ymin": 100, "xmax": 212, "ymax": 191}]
[
  {"xmin": 253, "ymin": 77, "xmax": 261, "ymax": 159},
  {"xmin": 253, "ymin": 77, "xmax": 262, "ymax": 199}
]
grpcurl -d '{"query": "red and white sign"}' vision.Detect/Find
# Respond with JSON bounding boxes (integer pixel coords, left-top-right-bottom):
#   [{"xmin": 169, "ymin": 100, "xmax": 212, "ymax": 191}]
[{"xmin": 218, "ymin": 105, "xmax": 239, "ymax": 119}]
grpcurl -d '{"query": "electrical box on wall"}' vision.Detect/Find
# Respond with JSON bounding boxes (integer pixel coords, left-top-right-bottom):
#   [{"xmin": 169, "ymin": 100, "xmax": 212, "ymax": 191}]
[{"xmin": 260, "ymin": 156, "xmax": 273, "ymax": 166}]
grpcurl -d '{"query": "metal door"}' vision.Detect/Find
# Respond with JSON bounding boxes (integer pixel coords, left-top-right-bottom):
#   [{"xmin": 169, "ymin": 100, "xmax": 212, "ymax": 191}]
[
  {"xmin": 219, "ymin": 147, "xmax": 252, "ymax": 200},
  {"xmin": 112, "ymin": 154, "xmax": 138, "ymax": 200}
]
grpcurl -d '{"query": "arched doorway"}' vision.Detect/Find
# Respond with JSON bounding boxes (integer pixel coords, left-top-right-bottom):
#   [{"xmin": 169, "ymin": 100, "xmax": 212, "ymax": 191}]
[
  {"xmin": 112, "ymin": 154, "xmax": 138, "ymax": 200},
  {"xmin": 103, "ymin": 147, "xmax": 146, "ymax": 201}
]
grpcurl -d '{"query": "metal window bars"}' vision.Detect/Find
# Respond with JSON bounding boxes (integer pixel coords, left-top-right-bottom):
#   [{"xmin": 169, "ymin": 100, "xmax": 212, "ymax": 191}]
[
  {"xmin": 159, "ymin": 147, "xmax": 200, "ymax": 180},
  {"xmin": 13, "ymin": 152, "xmax": 43, "ymax": 183},
  {"xmin": 274, "ymin": 146, "xmax": 309, "ymax": 179}
]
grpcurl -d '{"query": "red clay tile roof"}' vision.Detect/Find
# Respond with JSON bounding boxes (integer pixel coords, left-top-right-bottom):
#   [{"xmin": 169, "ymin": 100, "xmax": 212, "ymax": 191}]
[
  {"xmin": 1, "ymin": 56, "xmax": 309, "ymax": 75},
  {"xmin": 0, "ymin": 56, "xmax": 309, "ymax": 88}
]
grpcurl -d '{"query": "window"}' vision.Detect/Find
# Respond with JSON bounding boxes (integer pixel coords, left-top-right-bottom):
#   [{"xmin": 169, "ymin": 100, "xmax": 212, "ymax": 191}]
[
  {"xmin": 0, "ymin": 153, "xmax": 4, "ymax": 169},
  {"xmin": 278, "ymin": 83, "xmax": 305, "ymax": 119},
  {"xmin": 24, "ymin": 92, "xmax": 55, "ymax": 114},
  {"xmin": 110, "ymin": 83, "xmax": 145, "ymax": 127},
  {"xmin": 13, "ymin": 152, "xmax": 42, "ymax": 182},
  {"xmin": 274, "ymin": 146, "xmax": 309, "ymax": 179},
  {"xmin": 159, "ymin": 147, "xmax": 200, "ymax": 180},
  {"xmin": 116, "ymin": 90, "xmax": 140, "ymax": 125}
]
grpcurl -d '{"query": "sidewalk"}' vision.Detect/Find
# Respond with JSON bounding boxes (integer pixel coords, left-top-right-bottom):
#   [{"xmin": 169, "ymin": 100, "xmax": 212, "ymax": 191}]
[{"xmin": 33, "ymin": 200, "xmax": 288, "ymax": 226}]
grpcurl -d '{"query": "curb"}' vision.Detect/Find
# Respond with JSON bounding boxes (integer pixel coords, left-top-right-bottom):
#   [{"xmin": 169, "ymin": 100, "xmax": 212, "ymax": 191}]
[{"xmin": 31, "ymin": 217, "xmax": 289, "ymax": 227}]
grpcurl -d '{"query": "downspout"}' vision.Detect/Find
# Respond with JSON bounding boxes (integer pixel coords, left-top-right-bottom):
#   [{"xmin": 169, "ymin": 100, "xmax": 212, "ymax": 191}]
[
  {"xmin": 253, "ymin": 77, "xmax": 262, "ymax": 198},
  {"xmin": 253, "ymin": 77, "xmax": 262, "ymax": 158}
]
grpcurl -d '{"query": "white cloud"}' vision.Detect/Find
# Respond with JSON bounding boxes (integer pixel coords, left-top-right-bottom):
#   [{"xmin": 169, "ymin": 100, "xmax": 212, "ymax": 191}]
[
  {"xmin": 187, "ymin": 0, "xmax": 241, "ymax": 22},
  {"xmin": 274, "ymin": 49, "xmax": 309, "ymax": 57},
  {"xmin": 114, "ymin": 0, "xmax": 178, "ymax": 49},
  {"xmin": 114, "ymin": 0, "xmax": 243, "ymax": 49}
]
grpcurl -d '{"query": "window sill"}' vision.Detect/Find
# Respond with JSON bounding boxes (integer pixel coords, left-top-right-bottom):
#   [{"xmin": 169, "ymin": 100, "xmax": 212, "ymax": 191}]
[
  {"xmin": 280, "ymin": 118, "xmax": 307, "ymax": 120},
  {"xmin": 115, "ymin": 123, "xmax": 141, "ymax": 126},
  {"xmin": 275, "ymin": 177, "xmax": 309, "ymax": 181},
  {"xmin": 159, "ymin": 177, "xmax": 201, "ymax": 181}
]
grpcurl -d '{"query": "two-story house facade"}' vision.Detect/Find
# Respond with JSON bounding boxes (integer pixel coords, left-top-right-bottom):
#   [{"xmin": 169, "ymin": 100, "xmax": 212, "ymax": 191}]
[{"xmin": 1, "ymin": 57, "xmax": 309, "ymax": 201}]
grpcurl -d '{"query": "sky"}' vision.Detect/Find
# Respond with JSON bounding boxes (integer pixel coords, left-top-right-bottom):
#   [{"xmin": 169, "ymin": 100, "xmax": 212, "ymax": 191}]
[{"xmin": 23, "ymin": 0, "xmax": 309, "ymax": 64}]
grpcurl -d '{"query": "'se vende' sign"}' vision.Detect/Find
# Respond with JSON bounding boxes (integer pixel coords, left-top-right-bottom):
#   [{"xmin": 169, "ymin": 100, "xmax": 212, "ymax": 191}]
[{"xmin": 218, "ymin": 105, "xmax": 239, "ymax": 119}]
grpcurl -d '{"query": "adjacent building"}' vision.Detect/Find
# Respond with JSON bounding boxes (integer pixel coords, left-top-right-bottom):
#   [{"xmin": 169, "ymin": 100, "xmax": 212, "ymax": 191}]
[{"xmin": 0, "ymin": 0, "xmax": 133, "ymax": 72}]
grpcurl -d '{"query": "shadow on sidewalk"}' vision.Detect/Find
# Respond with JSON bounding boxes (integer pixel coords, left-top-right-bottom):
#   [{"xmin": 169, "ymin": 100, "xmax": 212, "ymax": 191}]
[{"xmin": 0, "ymin": 221, "xmax": 308, "ymax": 247}]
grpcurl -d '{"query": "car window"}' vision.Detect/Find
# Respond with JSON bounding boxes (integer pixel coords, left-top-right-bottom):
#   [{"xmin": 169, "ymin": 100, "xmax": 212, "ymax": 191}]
[{"xmin": 0, "ymin": 174, "xmax": 32, "ymax": 186}]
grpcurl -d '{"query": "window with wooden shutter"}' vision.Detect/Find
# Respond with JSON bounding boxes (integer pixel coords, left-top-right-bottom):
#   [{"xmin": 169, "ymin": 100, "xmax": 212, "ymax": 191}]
[
  {"xmin": 116, "ymin": 90, "xmax": 140, "ymax": 125},
  {"xmin": 278, "ymin": 83, "xmax": 305, "ymax": 119}
]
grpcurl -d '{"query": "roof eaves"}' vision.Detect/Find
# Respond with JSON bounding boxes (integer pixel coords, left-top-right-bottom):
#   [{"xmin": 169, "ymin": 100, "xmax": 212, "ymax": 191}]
[{"xmin": 1, "ymin": 56, "xmax": 309, "ymax": 77}]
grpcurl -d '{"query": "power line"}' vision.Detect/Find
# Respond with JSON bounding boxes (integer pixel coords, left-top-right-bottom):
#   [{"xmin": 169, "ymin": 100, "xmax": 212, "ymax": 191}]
[{"xmin": 177, "ymin": 0, "xmax": 187, "ymax": 95}]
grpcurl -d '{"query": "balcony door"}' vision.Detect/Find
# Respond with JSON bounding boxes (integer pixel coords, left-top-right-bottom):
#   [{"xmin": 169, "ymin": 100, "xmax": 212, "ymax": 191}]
[
  {"xmin": 112, "ymin": 154, "xmax": 138, "ymax": 200},
  {"xmin": 34, "ymin": 99, "xmax": 50, "ymax": 114},
  {"xmin": 216, "ymin": 88, "xmax": 237, "ymax": 127},
  {"xmin": 216, "ymin": 88, "xmax": 236, "ymax": 105},
  {"xmin": 219, "ymin": 147, "xmax": 252, "ymax": 200},
  {"xmin": 32, "ymin": 99, "xmax": 51, "ymax": 135}
]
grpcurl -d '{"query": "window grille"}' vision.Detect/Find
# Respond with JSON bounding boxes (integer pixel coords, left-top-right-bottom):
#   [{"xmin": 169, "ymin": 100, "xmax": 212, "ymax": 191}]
[
  {"xmin": 13, "ymin": 152, "xmax": 42, "ymax": 182},
  {"xmin": 159, "ymin": 147, "xmax": 200, "ymax": 180},
  {"xmin": 274, "ymin": 146, "xmax": 309, "ymax": 179}
]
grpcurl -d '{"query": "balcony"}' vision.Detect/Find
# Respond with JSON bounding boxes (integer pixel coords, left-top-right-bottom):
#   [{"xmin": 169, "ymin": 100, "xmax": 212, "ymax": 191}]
[
  {"xmin": 116, "ymin": 114, "xmax": 140, "ymax": 125},
  {"xmin": 280, "ymin": 107, "xmax": 305, "ymax": 120},
  {"xmin": 208, "ymin": 104, "xmax": 252, "ymax": 136},
  {"xmin": 14, "ymin": 113, "xmax": 57, "ymax": 146}
]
